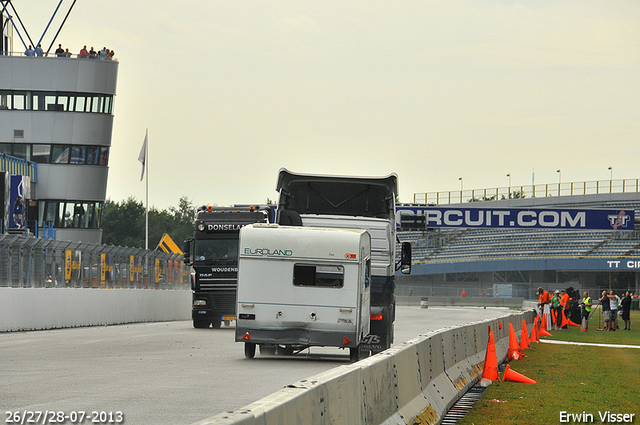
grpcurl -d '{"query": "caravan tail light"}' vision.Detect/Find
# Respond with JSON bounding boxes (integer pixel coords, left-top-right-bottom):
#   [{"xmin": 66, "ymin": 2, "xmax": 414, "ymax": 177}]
[{"xmin": 370, "ymin": 314, "xmax": 384, "ymax": 321}]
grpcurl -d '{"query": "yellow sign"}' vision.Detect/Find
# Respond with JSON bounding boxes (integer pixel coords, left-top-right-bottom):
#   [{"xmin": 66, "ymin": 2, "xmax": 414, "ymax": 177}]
[{"xmin": 157, "ymin": 233, "xmax": 183, "ymax": 255}]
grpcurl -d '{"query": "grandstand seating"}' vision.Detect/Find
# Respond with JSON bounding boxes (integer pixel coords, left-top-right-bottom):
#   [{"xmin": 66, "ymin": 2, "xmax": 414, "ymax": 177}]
[
  {"xmin": 397, "ymin": 192, "xmax": 640, "ymax": 265},
  {"xmin": 399, "ymin": 228, "xmax": 640, "ymax": 264}
]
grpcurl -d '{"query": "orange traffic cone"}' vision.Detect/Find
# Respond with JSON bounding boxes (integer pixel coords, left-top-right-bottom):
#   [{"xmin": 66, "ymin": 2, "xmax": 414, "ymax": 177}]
[
  {"xmin": 520, "ymin": 319, "xmax": 531, "ymax": 350},
  {"xmin": 541, "ymin": 313, "xmax": 549, "ymax": 332},
  {"xmin": 502, "ymin": 364, "xmax": 537, "ymax": 384},
  {"xmin": 530, "ymin": 320, "xmax": 539, "ymax": 343},
  {"xmin": 560, "ymin": 309, "xmax": 569, "ymax": 328},
  {"xmin": 507, "ymin": 322, "xmax": 522, "ymax": 361},
  {"xmin": 539, "ymin": 327, "xmax": 553, "ymax": 337},
  {"xmin": 551, "ymin": 309, "xmax": 557, "ymax": 328},
  {"xmin": 480, "ymin": 331, "xmax": 499, "ymax": 385}
]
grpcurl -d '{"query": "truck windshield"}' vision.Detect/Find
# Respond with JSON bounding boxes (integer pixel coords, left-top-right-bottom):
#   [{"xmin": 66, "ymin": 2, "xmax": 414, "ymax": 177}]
[{"xmin": 193, "ymin": 237, "xmax": 238, "ymax": 264}]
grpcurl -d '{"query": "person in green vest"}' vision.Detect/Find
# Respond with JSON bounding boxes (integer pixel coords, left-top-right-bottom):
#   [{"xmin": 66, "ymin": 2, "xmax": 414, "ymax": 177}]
[
  {"xmin": 551, "ymin": 290, "xmax": 562, "ymax": 330},
  {"xmin": 580, "ymin": 291, "xmax": 592, "ymax": 331}
]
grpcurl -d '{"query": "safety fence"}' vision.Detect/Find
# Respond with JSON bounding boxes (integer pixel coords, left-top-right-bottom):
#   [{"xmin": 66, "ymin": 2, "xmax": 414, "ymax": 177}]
[{"xmin": 0, "ymin": 234, "xmax": 189, "ymax": 290}]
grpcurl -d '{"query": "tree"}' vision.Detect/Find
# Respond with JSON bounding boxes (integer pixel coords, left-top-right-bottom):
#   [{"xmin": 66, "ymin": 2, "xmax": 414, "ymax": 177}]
[{"xmin": 101, "ymin": 196, "xmax": 197, "ymax": 249}]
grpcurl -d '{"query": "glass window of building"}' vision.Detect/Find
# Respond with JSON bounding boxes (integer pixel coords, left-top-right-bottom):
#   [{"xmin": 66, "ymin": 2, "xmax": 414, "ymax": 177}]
[
  {"xmin": 13, "ymin": 92, "xmax": 27, "ymax": 110},
  {"xmin": 98, "ymin": 147, "xmax": 109, "ymax": 165},
  {"xmin": 56, "ymin": 95, "xmax": 68, "ymax": 111},
  {"xmin": 12, "ymin": 144, "xmax": 30, "ymax": 161},
  {"xmin": 75, "ymin": 96, "xmax": 85, "ymax": 112},
  {"xmin": 86, "ymin": 146, "xmax": 99, "ymax": 165},
  {"xmin": 70, "ymin": 146, "xmax": 86, "ymax": 164},
  {"xmin": 32, "ymin": 145, "xmax": 51, "ymax": 163},
  {"xmin": 51, "ymin": 145, "xmax": 70, "ymax": 164}
]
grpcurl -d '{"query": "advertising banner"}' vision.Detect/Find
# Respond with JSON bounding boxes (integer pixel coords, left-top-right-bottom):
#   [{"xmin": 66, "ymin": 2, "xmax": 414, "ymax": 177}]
[{"xmin": 396, "ymin": 206, "xmax": 634, "ymax": 231}]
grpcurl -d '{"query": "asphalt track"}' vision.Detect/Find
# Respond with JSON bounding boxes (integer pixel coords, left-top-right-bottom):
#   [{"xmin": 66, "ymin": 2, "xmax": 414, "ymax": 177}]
[{"xmin": 1, "ymin": 306, "xmax": 512, "ymax": 425}]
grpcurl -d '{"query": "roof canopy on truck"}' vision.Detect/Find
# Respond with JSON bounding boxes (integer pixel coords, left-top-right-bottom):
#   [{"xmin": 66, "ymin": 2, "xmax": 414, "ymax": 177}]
[{"xmin": 276, "ymin": 168, "xmax": 398, "ymax": 220}]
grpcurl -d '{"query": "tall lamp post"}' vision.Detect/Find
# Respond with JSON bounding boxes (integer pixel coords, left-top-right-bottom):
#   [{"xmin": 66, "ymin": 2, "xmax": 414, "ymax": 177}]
[
  {"xmin": 459, "ymin": 177, "xmax": 463, "ymax": 203},
  {"xmin": 556, "ymin": 169, "xmax": 561, "ymax": 196},
  {"xmin": 506, "ymin": 173, "xmax": 511, "ymax": 199},
  {"xmin": 608, "ymin": 166, "xmax": 613, "ymax": 192}
]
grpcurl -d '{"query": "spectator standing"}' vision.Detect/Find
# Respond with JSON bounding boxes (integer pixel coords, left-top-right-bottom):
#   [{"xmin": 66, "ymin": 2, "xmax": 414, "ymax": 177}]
[
  {"xmin": 24, "ymin": 45, "xmax": 35, "ymax": 56},
  {"xmin": 559, "ymin": 289, "xmax": 570, "ymax": 329},
  {"xmin": 621, "ymin": 291, "xmax": 632, "ymax": 330},
  {"xmin": 461, "ymin": 289, "xmax": 467, "ymax": 297},
  {"xmin": 551, "ymin": 290, "xmax": 562, "ymax": 330},
  {"xmin": 600, "ymin": 290, "xmax": 612, "ymax": 331},
  {"xmin": 79, "ymin": 45, "xmax": 89, "ymax": 58},
  {"xmin": 55, "ymin": 44, "xmax": 65, "ymax": 57},
  {"xmin": 35, "ymin": 44, "xmax": 44, "ymax": 57},
  {"xmin": 99, "ymin": 47, "xmax": 108, "ymax": 59},
  {"xmin": 536, "ymin": 287, "xmax": 551, "ymax": 329},
  {"xmin": 580, "ymin": 291, "xmax": 592, "ymax": 331},
  {"xmin": 89, "ymin": 47, "xmax": 97, "ymax": 58},
  {"xmin": 610, "ymin": 290, "xmax": 619, "ymax": 330}
]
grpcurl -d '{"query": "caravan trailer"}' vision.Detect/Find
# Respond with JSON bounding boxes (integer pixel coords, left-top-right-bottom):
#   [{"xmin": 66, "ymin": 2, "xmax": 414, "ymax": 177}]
[{"xmin": 236, "ymin": 223, "xmax": 371, "ymax": 361}]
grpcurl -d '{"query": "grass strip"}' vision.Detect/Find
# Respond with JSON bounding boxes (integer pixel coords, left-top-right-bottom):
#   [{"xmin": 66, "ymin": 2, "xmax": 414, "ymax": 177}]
[{"xmin": 458, "ymin": 310, "xmax": 640, "ymax": 425}]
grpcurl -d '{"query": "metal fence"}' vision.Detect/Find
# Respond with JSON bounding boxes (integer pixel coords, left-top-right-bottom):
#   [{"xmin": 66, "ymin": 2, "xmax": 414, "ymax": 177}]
[
  {"xmin": 0, "ymin": 234, "xmax": 189, "ymax": 289},
  {"xmin": 414, "ymin": 178, "xmax": 640, "ymax": 205}
]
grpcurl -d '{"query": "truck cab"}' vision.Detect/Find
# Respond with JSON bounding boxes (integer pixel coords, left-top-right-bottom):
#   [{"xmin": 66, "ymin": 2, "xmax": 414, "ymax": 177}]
[
  {"xmin": 275, "ymin": 168, "xmax": 411, "ymax": 354},
  {"xmin": 183, "ymin": 205, "xmax": 269, "ymax": 328}
]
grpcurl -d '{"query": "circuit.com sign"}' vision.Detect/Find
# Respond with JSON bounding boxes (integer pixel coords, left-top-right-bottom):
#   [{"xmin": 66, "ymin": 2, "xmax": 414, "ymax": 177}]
[{"xmin": 396, "ymin": 207, "xmax": 634, "ymax": 231}]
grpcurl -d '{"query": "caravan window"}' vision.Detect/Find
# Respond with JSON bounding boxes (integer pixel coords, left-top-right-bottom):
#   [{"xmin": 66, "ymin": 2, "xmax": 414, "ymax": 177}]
[{"xmin": 293, "ymin": 264, "xmax": 344, "ymax": 288}]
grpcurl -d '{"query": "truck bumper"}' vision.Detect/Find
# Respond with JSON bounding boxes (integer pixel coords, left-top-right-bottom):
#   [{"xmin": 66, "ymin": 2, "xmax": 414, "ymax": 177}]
[{"xmin": 236, "ymin": 325, "xmax": 359, "ymax": 349}]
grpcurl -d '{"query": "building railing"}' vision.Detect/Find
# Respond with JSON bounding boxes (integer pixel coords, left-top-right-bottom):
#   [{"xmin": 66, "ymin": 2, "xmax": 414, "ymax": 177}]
[
  {"xmin": 0, "ymin": 153, "xmax": 38, "ymax": 182},
  {"xmin": 0, "ymin": 50, "xmax": 118, "ymax": 61},
  {"xmin": 413, "ymin": 178, "xmax": 640, "ymax": 205},
  {"xmin": 0, "ymin": 234, "xmax": 189, "ymax": 289}
]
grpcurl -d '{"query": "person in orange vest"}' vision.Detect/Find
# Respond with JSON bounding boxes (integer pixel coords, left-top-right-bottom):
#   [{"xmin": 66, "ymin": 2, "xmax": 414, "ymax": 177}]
[
  {"xmin": 536, "ymin": 287, "xmax": 551, "ymax": 329},
  {"xmin": 559, "ymin": 289, "xmax": 570, "ymax": 329}
]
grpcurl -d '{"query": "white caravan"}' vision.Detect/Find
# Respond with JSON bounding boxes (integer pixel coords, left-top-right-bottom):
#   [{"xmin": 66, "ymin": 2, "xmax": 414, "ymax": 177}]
[{"xmin": 236, "ymin": 223, "xmax": 371, "ymax": 361}]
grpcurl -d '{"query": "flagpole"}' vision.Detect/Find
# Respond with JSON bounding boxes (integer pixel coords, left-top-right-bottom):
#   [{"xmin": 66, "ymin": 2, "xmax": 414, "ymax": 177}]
[{"xmin": 145, "ymin": 128, "xmax": 149, "ymax": 250}]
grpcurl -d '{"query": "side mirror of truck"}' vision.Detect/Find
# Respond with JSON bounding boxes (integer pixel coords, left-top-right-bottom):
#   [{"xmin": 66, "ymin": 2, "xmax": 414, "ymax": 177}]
[
  {"xmin": 183, "ymin": 238, "xmax": 193, "ymax": 265},
  {"xmin": 399, "ymin": 242, "xmax": 411, "ymax": 274}
]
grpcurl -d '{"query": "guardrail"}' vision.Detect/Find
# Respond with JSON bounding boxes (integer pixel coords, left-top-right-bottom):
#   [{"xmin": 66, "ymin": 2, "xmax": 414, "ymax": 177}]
[
  {"xmin": 193, "ymin": 310, "xmax": 534, "ymax": 425},
  {"xmin": 414, "ymin": 178, "xmax": 640, "ymax": 205}
]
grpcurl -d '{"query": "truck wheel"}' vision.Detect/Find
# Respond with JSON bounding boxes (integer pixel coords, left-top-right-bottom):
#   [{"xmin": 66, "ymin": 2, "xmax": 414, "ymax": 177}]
[
  {"xmin": 259, "ymin": 344, "xmax": 277, "ymax": 356},
  {"xmin": 193, "ymin": 319, "xmax": 210, "ymax": 328},
  {"xmin": 244, "ymin": 342, "xmax": 256, "ymax": 359},
  {"xmin": 349, "ymin": 346, "xmax": 360, "ymax": 362},
  {"xmin": 212, "ymin": 319, "xmax": 222, "ymax": 329},
  {"xmin": 224, "ymin": 320, "xmax": 231, "ymax": 327}
]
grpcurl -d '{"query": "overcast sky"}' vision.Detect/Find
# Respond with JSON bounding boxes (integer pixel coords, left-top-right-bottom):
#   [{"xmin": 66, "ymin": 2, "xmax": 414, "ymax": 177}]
[{"xmin": 13, "ymin": 1, "xmax": 640, "ymax": 210}]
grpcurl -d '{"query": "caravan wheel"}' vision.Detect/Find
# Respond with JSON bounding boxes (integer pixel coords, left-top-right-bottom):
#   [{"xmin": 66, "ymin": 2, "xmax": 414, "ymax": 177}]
[{"xmin": 244, "ymin": 342, "xmax": 256, "ymax": 359}]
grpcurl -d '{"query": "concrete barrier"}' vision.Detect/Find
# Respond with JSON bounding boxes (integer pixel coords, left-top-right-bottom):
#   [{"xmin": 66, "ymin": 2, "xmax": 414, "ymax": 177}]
[
  {"xmin": 0, "ymin": 287, "xmax": 191, "ymax": 332},
  {"xmin": 193, "ymin": 310, "xmax": 535, "ymax": 425}
]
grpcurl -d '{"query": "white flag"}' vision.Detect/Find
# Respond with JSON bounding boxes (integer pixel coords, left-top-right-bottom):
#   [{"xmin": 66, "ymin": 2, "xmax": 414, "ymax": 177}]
[{"xmin": 138, "ymin": 130, "xmax": 147, "ymax": 181}]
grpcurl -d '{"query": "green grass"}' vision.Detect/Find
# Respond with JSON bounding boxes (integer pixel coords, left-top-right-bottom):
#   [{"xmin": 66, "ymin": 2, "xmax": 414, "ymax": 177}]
[{"xmin": 458, "ymin": 311, "xmax": 640, "ymax": 425}]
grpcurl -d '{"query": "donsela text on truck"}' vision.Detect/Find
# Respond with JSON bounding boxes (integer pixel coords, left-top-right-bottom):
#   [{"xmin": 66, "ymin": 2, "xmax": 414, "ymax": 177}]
[{"xmin": 182, "ymin": 205, "xmax": 270, "ymax": 328}]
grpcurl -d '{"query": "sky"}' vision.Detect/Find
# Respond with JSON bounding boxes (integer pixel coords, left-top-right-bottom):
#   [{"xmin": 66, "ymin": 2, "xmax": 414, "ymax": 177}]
[{"xmin": 10, "ymin": 1, "xmax": 640, "ymax": 210}]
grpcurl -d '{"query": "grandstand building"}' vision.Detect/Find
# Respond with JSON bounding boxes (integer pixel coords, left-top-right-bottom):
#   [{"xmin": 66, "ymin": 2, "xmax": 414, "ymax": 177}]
[
  {"xmin": 1, "ymin": 7, "xmax": 118, "ymax": 243},
  {"xmin": 397, "ymin": 182, "xmax": 640, "ymax": 300}
]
